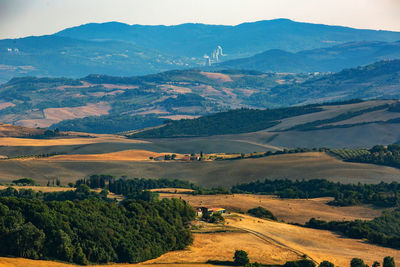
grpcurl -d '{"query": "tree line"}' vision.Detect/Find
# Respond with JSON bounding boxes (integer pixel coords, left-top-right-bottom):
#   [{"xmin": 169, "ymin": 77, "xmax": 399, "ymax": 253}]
[
  {"xmin": 231, "ymin": 179, "xmax": 400, "ymax": 208},
  {"xmin": 306, "ymin": 209, "xmax": 400, "ymax": 249},
  {"xmin": 75, "ymin": 175, "xmax": 400, "ymax": 208}
]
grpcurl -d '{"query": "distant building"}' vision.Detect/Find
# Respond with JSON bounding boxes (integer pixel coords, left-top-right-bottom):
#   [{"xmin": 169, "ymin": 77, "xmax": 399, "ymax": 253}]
[
  {"xmin": 153, "ymin": 156, "xmax": 165, "ymax": 161},
  {"xmin": 196, "ymin": 207, "xmax": 226, "ymax": 216}
]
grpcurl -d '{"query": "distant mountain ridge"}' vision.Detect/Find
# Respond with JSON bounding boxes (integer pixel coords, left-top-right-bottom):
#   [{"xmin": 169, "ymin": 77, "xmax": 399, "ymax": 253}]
[
  {"xmin": 1, "ymin": 19, "xmax": 400, "ymax": 82},
  {"xmin": 217, "ymin": 41, "xmax": 400, "ymax": 73},
  {"xmin": 56, "ymin": 19, "xmax": 400, "ymax": 56}
]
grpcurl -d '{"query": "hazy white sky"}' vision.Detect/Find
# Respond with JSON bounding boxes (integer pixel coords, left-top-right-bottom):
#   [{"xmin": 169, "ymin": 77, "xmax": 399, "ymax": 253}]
[{"xmin": 1, "ymin": 0, "xmax": 400, "ymax": 39}]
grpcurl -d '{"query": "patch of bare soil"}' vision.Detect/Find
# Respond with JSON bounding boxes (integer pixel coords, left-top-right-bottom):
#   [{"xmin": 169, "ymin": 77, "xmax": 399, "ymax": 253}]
[{"xmin": 200, "ymin": 72, "xmax": 233, "ymax": 82}]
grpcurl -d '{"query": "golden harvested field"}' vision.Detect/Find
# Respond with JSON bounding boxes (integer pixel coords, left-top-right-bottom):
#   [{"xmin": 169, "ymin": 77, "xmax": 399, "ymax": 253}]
[
  {"xmin": 160, "ymin": 193, "xmax": 382, "ymax": 224},
  {"xmin": 0, "ymin": 185, "xmax": 74, "ymax": 192},
  {"xmin": 0, "ymin": 136, "xmax": 148, "ymax": 146},
  {"xmin": 0, "ymin": 123, "xmax": 44, "ymax": 137},
  {"xmin": 145, "ymin": 231, "xmax": 299, "ymax": 265},
  {"xmin": 149, "ymin": 188, "xmax": 195, "ymax": 193},
  {"xmin": 0, "ymin": 152, "xmax": 399, "ymax": 186},
  {"xmin": 43, "ymin": 150, "xmax": 183, "ymax": 162}
]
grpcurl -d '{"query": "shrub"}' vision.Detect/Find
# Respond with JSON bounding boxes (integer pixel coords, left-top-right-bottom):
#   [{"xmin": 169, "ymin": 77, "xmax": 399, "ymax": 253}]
[
  {"xmin": 383, "ymin": 256, "xmax": 395, "ymax": 267},
  {"xmin": 234, "ymin": 250, "xmax": 250, "ymax": 266},
  {"xmin": 248, "ymin": 206, "xmax": 277, "ymax": 220},
  {"xmin": 351, "ymin": 258, "xmax": 366, "ymax": 267}
]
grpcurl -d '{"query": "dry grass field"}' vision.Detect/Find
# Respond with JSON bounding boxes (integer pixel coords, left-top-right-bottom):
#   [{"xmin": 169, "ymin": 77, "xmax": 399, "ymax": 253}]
[
  {"xmin": 149, "ymin": 188, "xmax": 195, "ymax": 194},
  {"xmin": 0, "ymin": 152, "xmax": 399, "ymax": 186},
  {"xmin": 0, "ymin": 135, "xmax": 148, "ymax": 147},
  {"xmin": 144, "ymin": 231, "xmax": 299, "ymax": 265},
  {"xmin": 159, "ymin": 193, "xmax": 382, "ymax": 224},
  {"xmin": 225, "ymin": 214, "xmax": 400, "ymax": 267},
  {"xmin": 0, "ymin": 123, "xmax": 45, "ymax": 137},
  {"xmin": 0, "ymin": 185, "xmax": 74, "ymax": 192},
  {"xmin": 43, "ymin": 150, "xmax": 183, "ymax": 162}
]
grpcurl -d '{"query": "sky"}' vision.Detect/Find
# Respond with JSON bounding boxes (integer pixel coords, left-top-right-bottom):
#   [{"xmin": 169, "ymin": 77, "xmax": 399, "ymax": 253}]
[{"xmin": 0, "ymin": 0, "xmax": 400, "ymax": 39}]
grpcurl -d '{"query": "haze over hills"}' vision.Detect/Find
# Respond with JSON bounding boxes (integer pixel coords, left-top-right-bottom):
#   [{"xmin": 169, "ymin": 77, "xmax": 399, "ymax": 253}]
[
  {"xmin": 0, "ymin": 59, "xmax": 399, "ymax": 133},
  {"xmin": 217, "ymin": 41, "xmax": 400, "ymax": 73},
  {"xmin": 2, "ymin": 19, "xmax": 400, "ymax": 82}
]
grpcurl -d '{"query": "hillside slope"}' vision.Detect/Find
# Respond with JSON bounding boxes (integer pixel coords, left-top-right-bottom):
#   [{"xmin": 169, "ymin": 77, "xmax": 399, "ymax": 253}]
[
  {"xmin": 130, "ymin": 100, "xmax": 400, "ymax": 139},
  {"xmin": 257, "ymin": 59, "xmax": 400, "ymax": 106}
]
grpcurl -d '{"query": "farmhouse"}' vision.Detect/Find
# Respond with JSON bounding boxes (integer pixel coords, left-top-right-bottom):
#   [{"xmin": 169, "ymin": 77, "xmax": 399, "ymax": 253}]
[{"xmin": 195, "ymin": 207, "xmax": 226, "ymax": 216}]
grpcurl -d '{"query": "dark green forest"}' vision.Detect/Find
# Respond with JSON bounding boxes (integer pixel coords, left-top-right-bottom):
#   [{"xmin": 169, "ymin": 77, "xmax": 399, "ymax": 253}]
[
  {"xmin": 51, "ymin": 114, "xmax": 166, "ymax": 134},
  {"xmin": 0, "ymin": 185, "xmax": 195, "ymax": 265}
]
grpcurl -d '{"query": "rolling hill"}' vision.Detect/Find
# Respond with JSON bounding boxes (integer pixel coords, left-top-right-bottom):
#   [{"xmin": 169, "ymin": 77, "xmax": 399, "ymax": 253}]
[
  {"xmin": 0, "ymin": 59, "xmax": 399, "ymax": 134},
  {"xmin": 2, "ymin": 19, "xmax": 400, "ymax": 82},
  {"xmin": 0, "ymin": 69, "xmax": 312, "ymax": 132},
  {"xmin": 217, "ymin": 41, "xmax": 400, "ymax": 73},
  {"xmin": 254, "ymin": 59, "xmax": 400, "ymax": 106},
  {"xmin": 130, "ymin": 100, "xmax": 400, "ymax": 139}
]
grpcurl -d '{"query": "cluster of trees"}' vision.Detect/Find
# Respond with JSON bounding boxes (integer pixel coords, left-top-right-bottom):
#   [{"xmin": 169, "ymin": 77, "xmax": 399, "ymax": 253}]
[
  {"xmin": 333, "ymin": 144, "xmax": 400, "ymax": 169},
  {"xmin": 247, "ymin": 206, "xmax": 277, "ymax": 221},
  {"xmin": 306, "ymin": 209, "xmax": 400, "ymax": 249},
  {"xmin": 0, "ymin": 188, "xmax": 195, "ymax": 264},
  {"xmin": 51, "ymin": 114, "xmax": 165, "ymax": 134},
  {"xmin": 130, "ymin": 106, "xmax": 322, "ymax": 138},
  {"xmin": 12, "ymin": 178, "xmax": 35, "ymax": 185},
  {"xmin": 350, "ymin": 256, "xmax": 395, "ymax": 267},
  {"xmin": 230, "ymin": 249, "xmax": 395, "ymax": 267},
  {"xmin": 5, "ymin": 152, "xmax": 64, "ymax": 160},
  {"xmin": 75, "ymin": 174, "xmax": 115, "ymax": 189},
  {"xmin": 202, "ymin": 212, "xmax": 225, "ymax": 224},
  {"xmin": 232, "ymin": 179, "xmax": 400, "ymax": 208}
]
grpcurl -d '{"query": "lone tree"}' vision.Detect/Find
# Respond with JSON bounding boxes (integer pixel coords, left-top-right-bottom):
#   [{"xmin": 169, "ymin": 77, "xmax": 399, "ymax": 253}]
[
  {"xmin": 319, "ymin": 261, "xmax": 334, "ymax": 267},
  {"xmin": 351, "ymin": 258, "xmax": 366, "ymax": 267},
  {"xmin": 383, "ymin": 256, "xmax": 395, "ymax": 267},
  {"xmin": 234, "ymin": 250, "xmax": 249, "ymax": 266}
]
